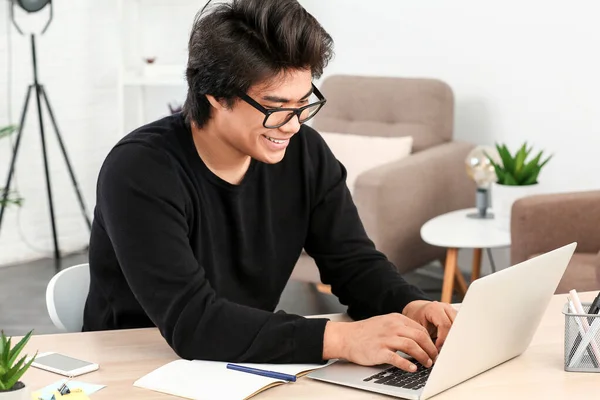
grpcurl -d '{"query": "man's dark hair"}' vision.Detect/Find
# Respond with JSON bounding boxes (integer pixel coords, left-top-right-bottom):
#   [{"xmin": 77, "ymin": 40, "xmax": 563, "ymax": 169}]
[{"xmin": 182, "ymin": 0, "xmax": 334, "ymax": 127}]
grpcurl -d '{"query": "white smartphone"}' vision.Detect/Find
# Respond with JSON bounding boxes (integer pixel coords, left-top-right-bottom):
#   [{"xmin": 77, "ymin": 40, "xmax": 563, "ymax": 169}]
[{"xmin": 31, "ymin": 352, "xmax": 99, "ymax": 377}]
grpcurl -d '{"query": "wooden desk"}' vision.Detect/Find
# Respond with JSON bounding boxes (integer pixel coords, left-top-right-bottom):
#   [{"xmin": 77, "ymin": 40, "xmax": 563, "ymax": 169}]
[{"xmin": 21, "ymin": 291, "xmax": 598, "ymax": 399}]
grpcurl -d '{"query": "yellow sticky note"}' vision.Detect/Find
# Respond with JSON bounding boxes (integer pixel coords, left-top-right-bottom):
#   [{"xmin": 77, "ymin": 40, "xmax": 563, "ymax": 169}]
[
  {"xmin": 63, "ymin": 389, "xmax": 91, "ymax": 400},
  {"xmin": 62, "ymin": 392, "xmax": 90, "ymax": 400},
  {"xmin": 31, "ymin": 389, "xmax": 90, "ymax": 400}
]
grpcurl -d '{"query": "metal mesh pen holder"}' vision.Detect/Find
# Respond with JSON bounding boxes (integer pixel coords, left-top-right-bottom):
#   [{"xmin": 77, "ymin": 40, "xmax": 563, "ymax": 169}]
[{"xmin": 563, "ymin": 302, "xmax": 600, "ymax": 372}]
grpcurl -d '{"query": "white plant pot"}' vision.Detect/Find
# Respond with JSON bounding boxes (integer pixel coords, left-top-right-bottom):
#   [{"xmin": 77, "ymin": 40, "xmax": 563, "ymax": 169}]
[
  {"xmin": 0, "ymin": 383, "xmax": 30, "ymax": 400},
  {"xmin": 491, "ymin": 182, "xmax": 540, "ymax": 231}
]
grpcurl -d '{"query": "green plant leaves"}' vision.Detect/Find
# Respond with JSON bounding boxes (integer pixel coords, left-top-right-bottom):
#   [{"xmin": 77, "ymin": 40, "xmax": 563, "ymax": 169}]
[
  {"xmin": 1, "ymin": 126, "xmax": 24, "ymax": 209},
  {"xmin": 540, "ymin": 154, "xmax": 553, "ymax": 170},
  {"xmin": 0, "ymin": 330, "xmax": 35, "ymax": 391},
  {"xmin": 0, "ymin": 188, "xmax": 23, "ymax": 208},
  {"xmin": 0, "ymin": 125, "xmax": 17, "ymax": 140},
  {"xmin": 486, "ymin": 142, "xmax": 552, "ymax": 185},
  {"xmin": 496, "ymin": 144, "xmax": 514, "ymax": 172},
  {"xmin": 4, "ymin": 352, "xmax": 36, "ymax": 391},
  {"xmin": 513, "ymin": 143, "xmax": 528, "ymax": 177},
  {"xmin": 484, "ymin": 151, "xmax": 503, "ymax": 182},
  {"xmin": 0, "ymin": 331, "xmax": 5, "ymax": 360},
  {"xmin": 504, "ymin": 173, "xmax": 519, "ymax": 185},
  {"xmin": 2, "ymin": 335, "xmax": 11, "ymax": 367},
  {"xmin": 520, "ymin": 150, "xmax": 544, "ymax": 181},
  {"xmin": 8, "ymin": 330, "xmax": 32, "ymax": 368}
]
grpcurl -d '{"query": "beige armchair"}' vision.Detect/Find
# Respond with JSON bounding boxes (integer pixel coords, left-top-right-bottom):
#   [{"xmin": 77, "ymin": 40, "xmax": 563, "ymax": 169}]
[
  {"xmin": 511, "ymin": 190, "xmax": 600, "ymax": 294},
  {"xmin": 291, "ymin": 75, "xmax": 476, "ymax": 288}
]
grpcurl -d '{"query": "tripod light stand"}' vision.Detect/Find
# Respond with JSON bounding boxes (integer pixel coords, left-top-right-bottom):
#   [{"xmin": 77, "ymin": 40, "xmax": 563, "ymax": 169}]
[{"xmin": 0, "ymin": 0, "xmax": 92, "ymax": 268}]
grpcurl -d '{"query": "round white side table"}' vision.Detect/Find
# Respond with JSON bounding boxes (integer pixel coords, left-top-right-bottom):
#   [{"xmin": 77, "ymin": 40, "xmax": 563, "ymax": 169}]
[{"xmin": 420, "ymin": 208, "xmax": 511, "ymax": 303}]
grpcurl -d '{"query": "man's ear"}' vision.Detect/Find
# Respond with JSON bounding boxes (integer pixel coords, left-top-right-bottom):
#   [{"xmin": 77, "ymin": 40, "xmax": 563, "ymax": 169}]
[{"xmin": 206, "ymin": 94, "xmax": 228, "ymax": 111}]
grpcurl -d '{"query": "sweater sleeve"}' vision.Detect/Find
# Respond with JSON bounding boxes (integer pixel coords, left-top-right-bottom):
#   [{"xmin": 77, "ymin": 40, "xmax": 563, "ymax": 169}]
[
  {"xmin": 97, "ymin": 143, "xmax": 328, "ymax": 363},
  {"xmin": 303, "ymin": 129, "xmax": 431, "ymax": 321}
]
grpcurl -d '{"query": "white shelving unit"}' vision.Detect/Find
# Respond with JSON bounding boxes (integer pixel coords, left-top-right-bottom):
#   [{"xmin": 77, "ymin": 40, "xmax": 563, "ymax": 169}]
[
  {"xmin": 116, "ymin": 0, "xmax": 201, "ymax": 134},
  {"xmin": 122, "ymin": 70, "xmax": 187, "ymax": 87}
]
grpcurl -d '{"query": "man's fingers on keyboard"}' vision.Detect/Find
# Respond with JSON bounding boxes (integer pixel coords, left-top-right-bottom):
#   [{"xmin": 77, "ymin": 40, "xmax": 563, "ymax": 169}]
[
  {"xmin": 399, "ymin": 327, "xmax": 438, "ymax": 362},
  {"xmin": 388, "ymin": 337, "xmax": 433, "ymax": 368},
  {"xmin": 387, "ymin": 351, "xmax": 418, "ymax": 373},
  {"xmin": 395, "ymin": 313, "xmax": 429, "ymax": 334}
]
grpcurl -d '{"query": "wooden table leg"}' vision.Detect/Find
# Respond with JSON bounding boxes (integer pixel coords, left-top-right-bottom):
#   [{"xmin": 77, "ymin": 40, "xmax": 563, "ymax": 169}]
[
  {"xmin": 441, "ymin": 248, "xmax": 458, "ymax": 303},
  {"xmin": 471, "ymin": 248, "xmax": 482, "ymax": 282},
  {"xmin": 315, "ymin": 283, "xmax": 332, "ymax": 295},
  {"xmin": 454, "ymin": 267, "xmax": 468, "ymax": 298}
]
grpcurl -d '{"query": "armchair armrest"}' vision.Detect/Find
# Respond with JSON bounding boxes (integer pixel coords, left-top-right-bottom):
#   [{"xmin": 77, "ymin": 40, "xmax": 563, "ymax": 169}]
[
  {"xmin": 353, "ymin": 141, "xmax": 476, "ymax": 274},
  {"xmin": 511, "ymin": 190, "xmax": 600, "ymax": 263}
]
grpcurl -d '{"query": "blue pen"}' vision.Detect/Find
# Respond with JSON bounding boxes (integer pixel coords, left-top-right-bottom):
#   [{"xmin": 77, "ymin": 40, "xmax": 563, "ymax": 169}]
[{"xmin": 226, "ymin": 363, "xmax": 297, "ymax": 382}]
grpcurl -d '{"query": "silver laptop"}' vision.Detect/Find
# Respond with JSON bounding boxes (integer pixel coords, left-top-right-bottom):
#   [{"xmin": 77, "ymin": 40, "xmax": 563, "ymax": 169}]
[{"xmin": 308, "ymin": 242, "xmax": 576, "ymax": 400}]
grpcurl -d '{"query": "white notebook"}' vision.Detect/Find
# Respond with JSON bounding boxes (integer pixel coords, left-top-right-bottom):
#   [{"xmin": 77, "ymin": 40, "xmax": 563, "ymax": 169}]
[{"xmin": 133, "ymin": 359, "xmax": 334, "ymax": 400}]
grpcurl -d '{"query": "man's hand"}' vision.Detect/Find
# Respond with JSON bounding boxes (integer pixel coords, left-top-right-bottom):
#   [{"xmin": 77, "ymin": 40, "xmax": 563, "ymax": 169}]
[
  {"xmin": 402, "ymin": 300, "xmax": 457, "ymax": 350},
  {"xmin": 323, "ymin": 314, "xmax": 439, "ymax": 373}
]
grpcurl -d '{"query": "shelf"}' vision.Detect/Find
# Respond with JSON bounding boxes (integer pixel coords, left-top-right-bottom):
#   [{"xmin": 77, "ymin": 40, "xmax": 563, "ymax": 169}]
[{"xmin": 122, "ymin": 67, "xmax": 187, "ymax": 87}]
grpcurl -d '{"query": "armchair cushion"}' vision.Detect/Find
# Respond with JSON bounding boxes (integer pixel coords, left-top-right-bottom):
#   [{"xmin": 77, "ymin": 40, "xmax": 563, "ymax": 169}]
[
  {"xmin": 319, "ymin": 132, "xmax": 413, "ymax": 196},
  {"xmin": 313, "ymin": 75, "xmax": 454, "ymax": 153}
]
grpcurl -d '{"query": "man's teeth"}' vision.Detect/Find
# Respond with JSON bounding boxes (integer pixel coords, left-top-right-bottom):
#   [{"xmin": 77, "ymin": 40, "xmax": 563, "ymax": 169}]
[{"xmin": 265, "ymin": 136, "xmax": 286, "ymax": 144}]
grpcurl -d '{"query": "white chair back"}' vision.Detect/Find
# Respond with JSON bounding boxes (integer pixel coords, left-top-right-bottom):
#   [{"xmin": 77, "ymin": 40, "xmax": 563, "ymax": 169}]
[{"xmin": 46, "ymin": 263, "xmax": 90, "ymax": 332}]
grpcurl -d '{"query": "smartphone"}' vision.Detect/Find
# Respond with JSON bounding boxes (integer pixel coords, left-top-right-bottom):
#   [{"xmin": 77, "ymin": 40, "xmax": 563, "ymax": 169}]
[{"xmin": 31, "ymin": 352, "xmax": 99, "ymax": 377}]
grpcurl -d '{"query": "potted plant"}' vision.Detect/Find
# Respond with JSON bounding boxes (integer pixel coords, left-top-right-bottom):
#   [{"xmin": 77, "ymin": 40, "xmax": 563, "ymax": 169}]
[
  {"xmin": 0, "ymin": 330, "xmax": 36, "ymax": 400},
  {"xmin": 0, "ymin": 126, "xmax": 23, "ymax": 209},
  {"xmin": 486, "ymin": 142, "xmax": 552, "ymax": 229}
]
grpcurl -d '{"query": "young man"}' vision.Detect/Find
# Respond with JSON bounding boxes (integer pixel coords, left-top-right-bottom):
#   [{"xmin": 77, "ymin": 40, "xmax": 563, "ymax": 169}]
[{"xmin": 84, "ymin": 0, "xmax": 457, "ymax": 373}]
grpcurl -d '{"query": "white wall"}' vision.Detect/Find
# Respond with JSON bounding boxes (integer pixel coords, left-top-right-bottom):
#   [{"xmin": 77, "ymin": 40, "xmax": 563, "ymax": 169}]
[
  {"xmin": 0, "ymin": 0, "xmax": 205, "ymax": 267},
  {"xmin": 0, "ymin": 1, "xmax": 121, "ymax": 266},
  {"xmin": 301, "ymin": 0, "xmax": 600, "ymax": 194},
  {"xmin": 120, "ymin": 0, "xmax": 202, "ymax": 134}
]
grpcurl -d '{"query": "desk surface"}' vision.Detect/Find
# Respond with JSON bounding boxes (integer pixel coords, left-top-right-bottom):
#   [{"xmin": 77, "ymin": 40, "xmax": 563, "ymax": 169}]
[{"xmin": 21, "ymin": 291, "xmax": 598, "ymax": 400}]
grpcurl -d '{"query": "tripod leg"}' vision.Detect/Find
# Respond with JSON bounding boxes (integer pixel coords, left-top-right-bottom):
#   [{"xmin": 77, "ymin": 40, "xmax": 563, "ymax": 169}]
[
  {"xmin": 0, "ymin": 85, "xmax": 34, "ymax": 235},
  {"xmin": 40, "ymin": 86, "xmax": 92, "ymax": 231},
  {"xmin": 33, "ymin": 81, "xmax": 61, "ymax": 264},
  {"xmin": 29, "ymin": 34, "xmax": 60, "ymax": 268}
]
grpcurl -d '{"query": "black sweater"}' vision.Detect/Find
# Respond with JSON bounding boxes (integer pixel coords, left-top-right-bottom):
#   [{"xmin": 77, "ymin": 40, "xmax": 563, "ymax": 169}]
[{"xmin": 83, "ymin": 113, "xmax": 429, "ymax": 363}]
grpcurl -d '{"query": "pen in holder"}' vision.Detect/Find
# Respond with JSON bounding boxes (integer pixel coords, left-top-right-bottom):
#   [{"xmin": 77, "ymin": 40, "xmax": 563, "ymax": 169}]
[{"xmin": 563, "ymin": 302, "xmax": 600, "ymax": 372}]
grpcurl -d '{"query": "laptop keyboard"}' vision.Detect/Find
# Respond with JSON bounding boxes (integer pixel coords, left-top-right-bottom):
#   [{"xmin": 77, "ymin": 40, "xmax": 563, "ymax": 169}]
[{"xmin": 363, "ymin": 362, "xmax": 431, "ymax": 390}]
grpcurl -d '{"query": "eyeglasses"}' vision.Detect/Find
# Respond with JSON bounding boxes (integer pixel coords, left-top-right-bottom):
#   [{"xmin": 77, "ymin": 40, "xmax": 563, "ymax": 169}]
[{"xmin": 237, "ymin": 84, "xmax": 327, "ymax": 129}]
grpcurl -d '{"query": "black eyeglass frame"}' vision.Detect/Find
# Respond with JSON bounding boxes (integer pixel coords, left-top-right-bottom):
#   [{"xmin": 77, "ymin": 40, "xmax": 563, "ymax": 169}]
[{"xmin": 237, "ymin": 83, "xmax": 327, "ymax": 129}]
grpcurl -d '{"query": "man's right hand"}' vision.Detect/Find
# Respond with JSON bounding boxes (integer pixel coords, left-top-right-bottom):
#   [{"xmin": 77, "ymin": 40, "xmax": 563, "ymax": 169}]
[{"xmin": 323, "ymin": 314, "xmax": 439, "ymax": 372}]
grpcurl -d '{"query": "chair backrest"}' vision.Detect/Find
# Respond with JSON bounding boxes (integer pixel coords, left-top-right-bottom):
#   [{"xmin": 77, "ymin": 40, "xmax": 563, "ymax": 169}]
[
  {"xmin": 511, "ymin": 190, "xmax": 600, "ymax": 264},
  {"xmin": 312, "ymin": 74, "xmax": 455, "ymax": 153},
  {"xmin": 46, "ymin": 263, "xmax": 90, "ymax": 332}
]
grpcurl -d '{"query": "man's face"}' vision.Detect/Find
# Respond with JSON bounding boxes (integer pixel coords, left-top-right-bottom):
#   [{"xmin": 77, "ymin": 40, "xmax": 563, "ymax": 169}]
[{"xmin": 211, "ymin": 69, "xmax": 313, "ymax": 164}]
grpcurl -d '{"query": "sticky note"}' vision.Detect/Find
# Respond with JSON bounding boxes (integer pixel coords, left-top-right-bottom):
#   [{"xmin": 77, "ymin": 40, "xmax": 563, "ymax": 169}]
[
  {"xmin": 57, "ymin": 388, "xmax": 91, "ymax": 400},
  {"xmin": 31, "ymin": 380, "xmax": 104, "ymax": 400}
]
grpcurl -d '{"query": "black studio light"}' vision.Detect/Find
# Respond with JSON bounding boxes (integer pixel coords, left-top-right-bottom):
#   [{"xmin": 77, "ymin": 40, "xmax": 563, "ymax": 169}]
[
  {"xmin": 11, "ymin": 0, "xmax": 53, "ymax": 34},
  {"xmin": 0, "ymin": 0, "xmax": 91, "ymax": 269},
  {"xmin": 15, "ymin": 0, "xmax": 51, "ymax": 13}
]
